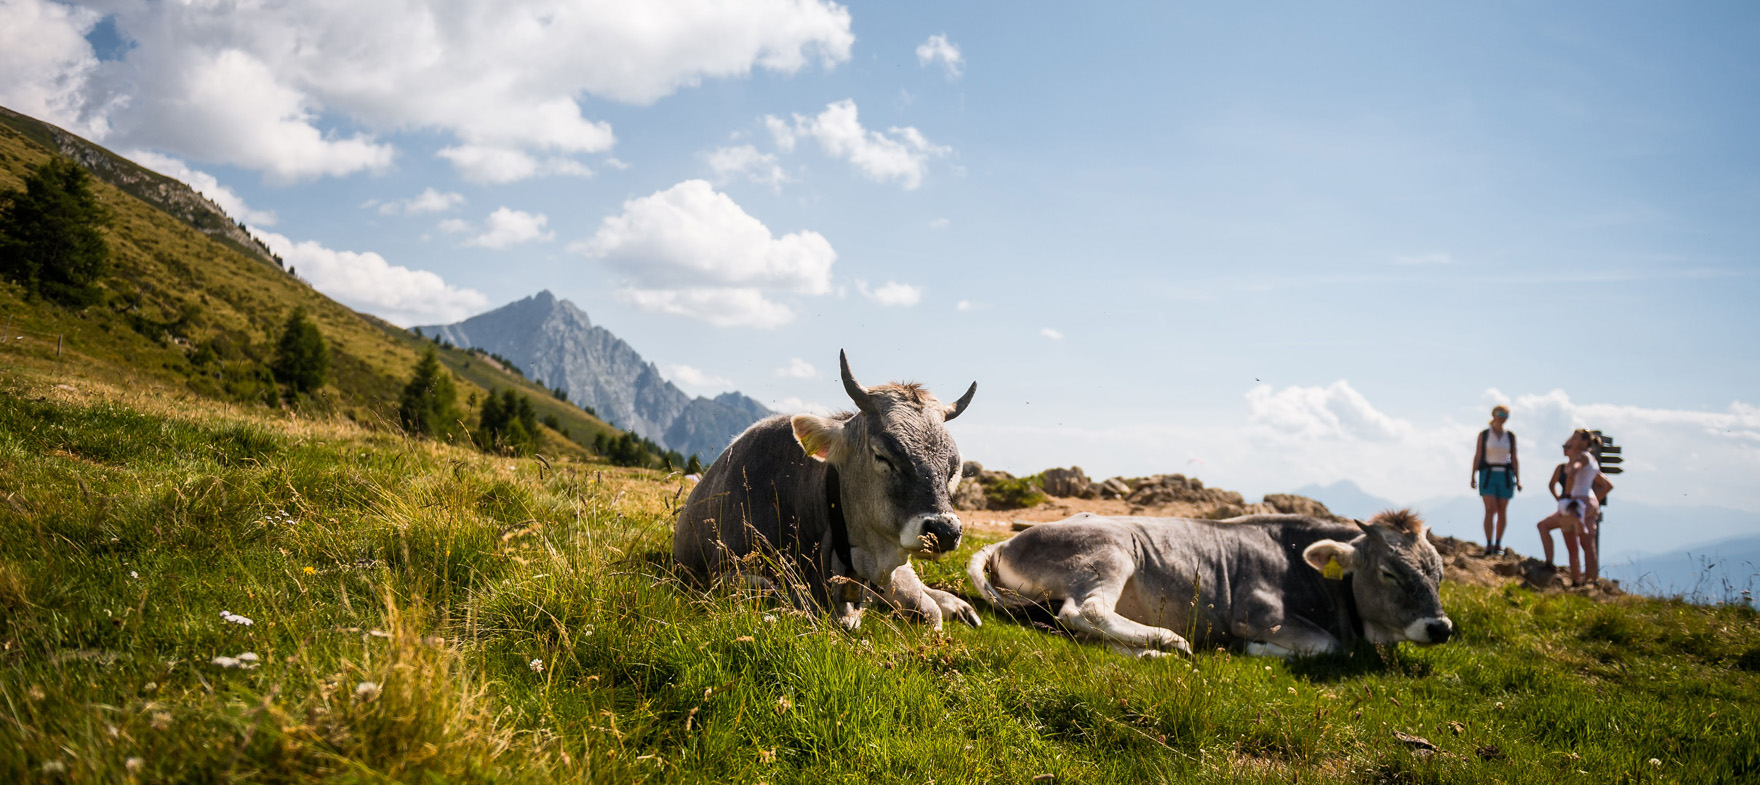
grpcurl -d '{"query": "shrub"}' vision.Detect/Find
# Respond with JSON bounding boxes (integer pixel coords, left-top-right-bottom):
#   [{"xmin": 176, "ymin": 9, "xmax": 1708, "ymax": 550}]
[
  {"xmin": 476, "ymin": 388, "xmax": 539, "ymax": 455},
  {"xmin": 987, "ymin": 474, "xmax": 1047, "ymax": 509},
  {"xmin": 0, "ymin": 157, "xmax": 111, "ymax": 305}
]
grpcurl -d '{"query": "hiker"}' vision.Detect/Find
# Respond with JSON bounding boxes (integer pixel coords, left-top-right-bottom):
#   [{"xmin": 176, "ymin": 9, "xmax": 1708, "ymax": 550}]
[
  {"xmin": 1470, "ymin": 405, "xmax": 1521, "ymax": 555},
  {"xmin": 1535, "ymin": 429, "xmax": 1610, "ymax": 585}
]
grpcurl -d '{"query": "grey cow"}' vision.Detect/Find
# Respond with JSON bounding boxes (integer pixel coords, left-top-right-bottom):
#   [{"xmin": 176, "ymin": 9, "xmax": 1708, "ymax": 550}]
[
  {"xmin": 966, "ymin": 509, "xmax": 1453, "ymax": 657},
  {"xmin": 674, "ymin": 351, "xmax": 981, "ymax": 630}
]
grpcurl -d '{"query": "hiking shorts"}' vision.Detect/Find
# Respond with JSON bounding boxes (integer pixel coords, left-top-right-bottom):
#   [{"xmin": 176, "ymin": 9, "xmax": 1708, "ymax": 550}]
[{"xmin": 1478, "ymin": 466, "xmax": 1515, "ymax": 499}]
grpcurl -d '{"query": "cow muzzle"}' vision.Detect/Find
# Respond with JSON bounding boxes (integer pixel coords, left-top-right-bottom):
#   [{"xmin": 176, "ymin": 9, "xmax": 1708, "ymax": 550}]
[
  {"xmin": 901, "ymin": 513, "xmax": 962, "ymax": 554},
  {"xmin": 1404, "ymin": 616, "xmax": 1454, "ymax": 645}
]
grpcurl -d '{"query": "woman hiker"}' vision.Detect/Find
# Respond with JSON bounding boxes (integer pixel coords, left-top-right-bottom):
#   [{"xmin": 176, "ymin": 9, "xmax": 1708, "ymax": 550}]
[
  {"xmin": 1470, "ymin": 405, "xmax": 1521, "ymax": 555},
  {"xmin": 1536, "ymin": 429, "xmax": 1610, "ymax": 585}
]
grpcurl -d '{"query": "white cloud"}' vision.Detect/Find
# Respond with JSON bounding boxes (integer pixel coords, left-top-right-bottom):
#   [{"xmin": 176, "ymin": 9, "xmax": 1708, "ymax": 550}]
[
  {"xmin": 769, "ymin": 396, "xmax": 835, "ymax": 416},
  {"xmin": 20, "ymin": 0, "xmax": 852, "ymax": 181},
  {"xmin": 574, "ymin": 179, "xmax": 835, "ymax": 328},
  {"xmin": 0, "ymin": 0, "xmax": 107, "ymax": 139},
  {"xmin": 1394, "ymin": 252, "xmax": 1454, "ymax": 266},
  {"xmin": 1040, "ymin": 328, "xmax": 1064, "ymax": 340},
  {"xmin": 465, "ymin": 207, "xmax": 554, "ymax": 249},
  {"xmin": 915, "ymin": 34, "xmax": 964, "ymax": 78},
  {"xmin": 123, "ymin": 150, "xmax": 278, "ymax": 227},
  {"xmin": 436, "ymin": 218, "xmax": 470, "ymax": 234},
  {"xmin": 376, "ymin": 188, "xmax": 464, "ymax": 216},
  {"xmin": 259, "ymin": 231, "xmax": 488, "ymax": 325},
  {"xmin": 1245, "ymin": 380, "xmax": 1409, "ymax": 442},
  {"xmin": 438, "ymin": 146, "xmax": 593, "ymax": 184},
  {"xmin": 660, "ymin": 363, "xmax": 734, "ymax": 395},
  {"xmin": 775, "ymin": 357, "xmax": 818, "ymax": 379},
  {"xmin": 764, "ymin": 99, "xmax": 950, "ymax": 189},
  {"xmin": 955, "ymin": 299, "xmax": 975, "ymax": 311},
  {"xmin": 706, "ymin": 145, "xmax": 789, "ymax": 190},
  {"xmin": 928, "ymin": 217, "xmax": 950, "ymax": 229},
  {"xmin": 857, "ymin": 280, "xmax": 923, "ymax": 307}
]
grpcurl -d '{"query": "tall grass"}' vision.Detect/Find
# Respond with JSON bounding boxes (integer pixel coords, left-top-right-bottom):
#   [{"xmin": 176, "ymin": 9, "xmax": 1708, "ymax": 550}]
[{"xmin": 1, "ymin": 364, "xmax": 1757, "ymax": 783}]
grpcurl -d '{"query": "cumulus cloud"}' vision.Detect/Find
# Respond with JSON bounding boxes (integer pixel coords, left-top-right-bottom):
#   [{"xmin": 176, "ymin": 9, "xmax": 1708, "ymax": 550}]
[
  {"xmin": 573, "ymin": 179, "xmax": 835, "ymax": 328},
  {"xmin": 915, "ymin": 34, "xmax": 963, "ymax": 78},
  {"xmin": 436, "ymin": 218, "xmax": 470, "ymax": 234},
  {"xmin": 1246, "ymin": 380, "xmax": 1410, "ymax": 442},
  {"xmin": 465, "ymin": 207, "xmax": 554, "ymax": 249},
  {"xmin": 376, "ymin": 188, "xmax": 464, "ymax": 216},
  {"xmin": 10, "ymin": 0, "xmax": 853, "ymax": 182},
  {"xmin": 769, "ymin": 396, "xmax": 835, "ymax": 416},
  {"xmin": 124, "ymin": 150, "xmax": 278, "ymax": 226},
  {"xmin": 660, "ymin": 363, "xmax": 734, "ymax": 395},
  {"xmin": 0, "ymin": 0, "xmax": 107, "ymax": 138},
  {"xmin": 706, "ymin": 144, "xmax": 789, "ymax": 190},
  {"xmin": 1040, "ymin": 328, "xmax": 1063, "ymax": 340},
  {"xmin": 437, "ymin": 145, "xmax": 594, "ymax": 184},
  {"xmin": 259, "ymin": 231, "xmax": 488, "ymax": 325},
  {"xmin": 856, "ymin": 280, "xmax": 923, "ymax": 307},
  {"xmin": 765, "ymin": 99, "xmax": 949, "ymax": 189},
  {"xmin": 775, "ymin": 357, "xmax": 817, "ymax": 379}
]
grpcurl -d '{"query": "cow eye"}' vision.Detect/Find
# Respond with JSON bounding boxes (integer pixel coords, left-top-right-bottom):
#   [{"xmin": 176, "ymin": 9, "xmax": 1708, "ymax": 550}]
[
  {"xmin": 873, "ymin": 452, "xmax": 895, "ymax": 471},
  {"xmin": 1379, "ymin": 568, "xmax": 1400, "ymax": 582}
]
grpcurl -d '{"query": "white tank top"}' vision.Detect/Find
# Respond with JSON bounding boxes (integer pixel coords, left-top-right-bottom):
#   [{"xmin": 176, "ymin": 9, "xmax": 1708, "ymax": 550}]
[
  {"xmin": 1569, "ymin": 454, "xmax": 1599, "ymax": 499},
  {"xmin": 1483, "ymin": 429, "xmax": 1512, "ymax": 466}
]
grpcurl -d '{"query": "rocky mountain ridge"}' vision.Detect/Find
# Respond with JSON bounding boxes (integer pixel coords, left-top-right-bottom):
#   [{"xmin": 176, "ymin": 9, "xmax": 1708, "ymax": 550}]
[{"xmin": 418, "ymin": 291, "xmax": 771, "ymax": 460}]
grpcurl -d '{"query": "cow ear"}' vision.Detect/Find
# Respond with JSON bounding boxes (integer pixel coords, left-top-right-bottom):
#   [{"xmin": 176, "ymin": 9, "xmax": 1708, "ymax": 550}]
[
  {"xmin": 1302, "ymin": 540, "xmax": 1358, "ymax": 575},
  {"xmin": 791, "ymin": 414, "xmax": 846, "ymax": 462}
]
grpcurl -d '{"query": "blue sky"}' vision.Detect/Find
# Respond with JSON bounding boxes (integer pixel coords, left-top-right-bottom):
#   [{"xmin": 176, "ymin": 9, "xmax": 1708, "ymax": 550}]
[{"xmin": 4, "ymin": 1, "xmax": 1756, "ymax": 552}]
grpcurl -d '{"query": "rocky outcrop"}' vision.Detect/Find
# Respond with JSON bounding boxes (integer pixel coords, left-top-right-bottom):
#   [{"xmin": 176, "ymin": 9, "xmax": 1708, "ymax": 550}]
[
  {"xmin": 1262, "ymin": 493, "xmax": 1339, "ymax": 519},
  {"xmin": 1040, "ymin": 466, "xmax": 1095, "ymax": 498},
  {"xmin": 419, "ymin": 291, "xmax": 771, "ymax": 460},
  {"xmin": 1123, "ymin": 474, "xmax": 1244, "ymax": 509}
]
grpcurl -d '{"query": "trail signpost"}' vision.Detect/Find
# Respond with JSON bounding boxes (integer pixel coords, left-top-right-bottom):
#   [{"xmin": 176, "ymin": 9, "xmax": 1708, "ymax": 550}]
[{"xmin": 1588, "ymin": 431, "xmax": 1620, "ymax": 575}]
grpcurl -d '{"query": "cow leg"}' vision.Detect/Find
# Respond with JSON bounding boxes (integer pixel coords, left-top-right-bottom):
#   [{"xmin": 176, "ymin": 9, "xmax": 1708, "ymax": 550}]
[
  {"xmin": 1107, "ymin": 643, "xmax": 1172, "ymax": 659},
  {"xmin": 1057, "ymin": 592, "xmax": 1192, "ymax": 655},
  {"xmin": 1246, "ymin": 616, "xmax": 1344, "ymax": 657}
]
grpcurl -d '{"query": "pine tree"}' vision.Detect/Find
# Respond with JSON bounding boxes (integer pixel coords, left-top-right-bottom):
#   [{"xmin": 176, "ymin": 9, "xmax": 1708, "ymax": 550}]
[
  {"xmin": 685, "ymin": 454, "xmax": 703, "ymax": 474},
  {"xmin": 0, "ymin": 157, "xmax": 111, "ymax": 305},
  {"xmin": 398, "ymin": 348, "xmax": 464, "ymax": 440},
  {"xmin": 271, "ymin": 309, "xmax": 330, "ymax": 396},
  {"xmin": 476, "ymin": 388, "xmax": 540, "ymax": 455}
]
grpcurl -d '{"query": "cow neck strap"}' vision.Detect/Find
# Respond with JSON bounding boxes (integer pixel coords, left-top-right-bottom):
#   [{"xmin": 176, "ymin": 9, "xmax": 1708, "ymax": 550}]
[
  {"xmin": 823, "ymin": 465, "xmax": 856, "ymax": 578},
  {"xmin": 1327, "ymin": 575, "xmax": 1363, "ymax": 651}
]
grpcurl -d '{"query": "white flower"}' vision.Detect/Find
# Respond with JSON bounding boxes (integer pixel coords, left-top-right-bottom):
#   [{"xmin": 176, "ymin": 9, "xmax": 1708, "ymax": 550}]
[
  {"xmin": 529, "ymin": 658, "xmax": 544, "ymax": 673},
  {"xmin": 355, "ymin": 681, "xmax": 381, "ymax": 700},
  {"xmin": 130, "ymin": 571, "xmax": 139, "ymax": 579},
  {"xmin": 211, "ymin": 656, "xmax": 241, "ymax": 669},
  {"xmin": 762, "ymin": 614, "xmax": 777, "ymax": 624},
  {"xmin": 42, "ymin": 760, "xmax": 66, "ymax": 774},
  {"xmin": 126, "ymin": 757, "xmax": 144, "ymax": 773},
  {"xmin": 211, "ymin": 652, "xmax": 260, "ymax": 670},
  {"xmin": 219, "ymin": 611, "xmax": 255, "ymax": 626},
  {"xmin": 236, "ymin": 652, "xmax": 259, "ymax": 662}
]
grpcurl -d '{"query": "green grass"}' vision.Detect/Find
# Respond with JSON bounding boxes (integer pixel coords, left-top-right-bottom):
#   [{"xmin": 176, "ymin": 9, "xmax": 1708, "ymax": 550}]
[{"xmin": 2, "ymin": 364, "xmax": 1756, "ymax": 784}]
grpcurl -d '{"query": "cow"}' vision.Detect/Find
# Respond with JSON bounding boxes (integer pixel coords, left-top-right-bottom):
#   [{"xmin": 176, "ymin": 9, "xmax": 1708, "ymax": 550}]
[
  {"xmin": 965, "ymin": 509, "xmax": 1453, "ymax": 658},
  {"xmin": 673, "ymin": 351, "xmax": 981, "ymax": 630}
]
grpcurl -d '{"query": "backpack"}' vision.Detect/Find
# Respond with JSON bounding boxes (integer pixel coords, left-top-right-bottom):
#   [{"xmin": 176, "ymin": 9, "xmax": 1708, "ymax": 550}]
[{"xmin": 1477, "ymin": 428, "xmax": 1516, "ymax": 471}]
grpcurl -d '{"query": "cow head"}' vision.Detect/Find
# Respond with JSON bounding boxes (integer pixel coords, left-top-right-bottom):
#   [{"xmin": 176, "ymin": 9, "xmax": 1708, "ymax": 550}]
[
  {"xmin": 1301, "ymin": 509, "xmax": 1453, "ymax": 646},
  {"xmin": 791, "ymin": 351, "xmax": 976, "ymax": 579}
]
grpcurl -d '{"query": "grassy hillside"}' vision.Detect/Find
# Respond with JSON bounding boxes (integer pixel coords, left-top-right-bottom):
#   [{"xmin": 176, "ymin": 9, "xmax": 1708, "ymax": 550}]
[
  {"xmin": 1, "ymin": 358, "xmax": 1756, "ymax": 784},
  {"xmin": 0, "ymin": 112, "xmax": 632, "ymax": 462}
]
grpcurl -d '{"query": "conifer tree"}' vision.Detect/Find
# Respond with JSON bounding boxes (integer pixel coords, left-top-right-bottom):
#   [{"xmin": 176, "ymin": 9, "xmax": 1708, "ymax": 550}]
[
  {"xmin": 271, "ymin": 309, "xmax": 329, "ymax": 396},
  {"xmin": 0, "ymin": 157, "xmax": 111, "ymax": 305},
  {"xmin": 398, "ymin": 348, "xmax": 465, "ymax": 440}
]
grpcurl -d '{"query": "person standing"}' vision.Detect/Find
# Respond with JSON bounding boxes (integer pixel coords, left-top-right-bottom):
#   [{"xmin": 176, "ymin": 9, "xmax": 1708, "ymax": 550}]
[
  {"xmin": 1535, "ymin": 429, "xmax": 1605, "ymax": 585},
  {"xmin": 1470, "ymin": 405, "xmax": 1521, "ymax": 554}
]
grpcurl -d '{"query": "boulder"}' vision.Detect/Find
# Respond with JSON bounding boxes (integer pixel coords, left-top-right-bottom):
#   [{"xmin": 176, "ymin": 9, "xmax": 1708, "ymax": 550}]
[
  {"xmin": 1097, "ymin": 477, "xmax": 1133, "ymax": 499},
  {"xmin": 1041, "ymin": 466, "xmax": 1095, "ymax": 498},
  {"xmin": 1125, "ymin": 474, "xmax": 1243, "ymax": 508}
]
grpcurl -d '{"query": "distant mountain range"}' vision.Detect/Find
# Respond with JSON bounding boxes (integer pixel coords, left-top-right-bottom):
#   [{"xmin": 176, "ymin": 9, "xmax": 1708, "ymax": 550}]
[
  {"xmin": 1294, "ymin": 479, "xmax": 1760, "ymax": 601},
  {"xmin": 419, "ymin": 292, "xmax": 771, "ymax": 460}
]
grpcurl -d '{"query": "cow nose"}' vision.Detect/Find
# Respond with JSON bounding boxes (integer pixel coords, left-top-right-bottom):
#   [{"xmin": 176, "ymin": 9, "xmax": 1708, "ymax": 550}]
[
  {"xmin": 919, "ymin": 514, "xmax": 962, "ymax": 553},
  {"xmin": 1425, "ymin": 618, "xmax": 1454, "ymax": 644}
]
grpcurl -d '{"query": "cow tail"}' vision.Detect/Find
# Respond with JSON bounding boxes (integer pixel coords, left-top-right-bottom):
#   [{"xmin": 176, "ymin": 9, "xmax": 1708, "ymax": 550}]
[{"xmin": 966, "ymin": 542, "xmax": 1028, "ymax": 609}]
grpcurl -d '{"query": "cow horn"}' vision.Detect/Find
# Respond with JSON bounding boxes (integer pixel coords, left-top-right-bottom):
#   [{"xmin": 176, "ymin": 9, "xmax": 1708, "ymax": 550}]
[
  {"xmin": 839, "ymin": 350, "xmax": 875, "ymax": 413},
  {"xmin": 944, "ymin": 381, "xmax": 978, "ymax": 421}
]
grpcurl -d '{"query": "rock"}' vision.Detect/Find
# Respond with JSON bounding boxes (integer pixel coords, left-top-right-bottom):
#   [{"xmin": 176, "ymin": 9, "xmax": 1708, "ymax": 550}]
[
  {"xmin": 1519, "ymin": 558, "xmax": 1563, "ymax": 591},
  {"xmin": 961, "ymin": 460, "xmax": 984, "ymax": 479},
  {"xmin": 1124, "ymin": 474, "xmax": 1243, "ymax": 508},
  {"xmin": 1041, "ymin": 466, "xmax": 1095, "ymax": 498},
  {"xmin": 1261, "ymin": 493, "xmax": 1335, "ymax": 519},
  {"xmin": 1098, "ymin": 477, "xmax": 1132, "ymax": 499},
  {"xmin": 952, "ymin": 474, "xmax": 988, "ymax": 511}
]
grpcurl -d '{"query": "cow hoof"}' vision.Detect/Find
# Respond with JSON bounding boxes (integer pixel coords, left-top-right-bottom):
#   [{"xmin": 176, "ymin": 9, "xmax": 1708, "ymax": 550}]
[{"xmin": 1159, "ymin": 631, "xmax": 1193, "ymax": 656}]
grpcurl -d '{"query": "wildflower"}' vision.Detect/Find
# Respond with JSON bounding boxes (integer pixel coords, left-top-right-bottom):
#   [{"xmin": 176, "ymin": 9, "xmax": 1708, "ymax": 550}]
[
  {"xmin": 1287, "ymin": 686, "xmax": 1297, "ymax": 695},
  {"xmin": 130, "ymin": 570, "xmax": 139, "ymax": 579},
  {"xmin": 151, "ymin": 712, "xmax": 172, "ymax": 731},
  {"xmin": 302, "ymin": 566, "xmax": 315, "ymax": 575},
  {"xmin": 355, "ymin": 681, "xmax": 381, "ymax": 701},
  {"xmin": 126, "ymin": 757, "xmax": 144, "ymax": 773},
  {"xmin": 762, "ymin": 614, "xmax": 777, "ymax": 624},
  {"xmin": 211, "ymin": 654, "xmax": 259, "ymax": 670},
  {"xmin": 775, "ymin": 696, "xmax": 793, "ymax": 714},
  {"xmin": 219, "ymin": 611, "xmax": 254, "ymax": 626},
  {"xmin": 237, "ymin": 652, "xmax": 260, "ymax": 663},
  {"xmin": 41, "ymin": 760, "xmax": 66, "ymax": 774},
  {"xmin": 530, "ymin": 658, "xmax": 544, "ymax": 673},
  {"xmin": 582, "ymin": 625, "xmax": 595, "ymax": 637},
  {"xmin": 27, "ymin": 685, "xmax": 45, "ymax": 701},
  {"xmin": 1650, "ymin": 759, "xmax": 1662, "ymax": 767}
]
